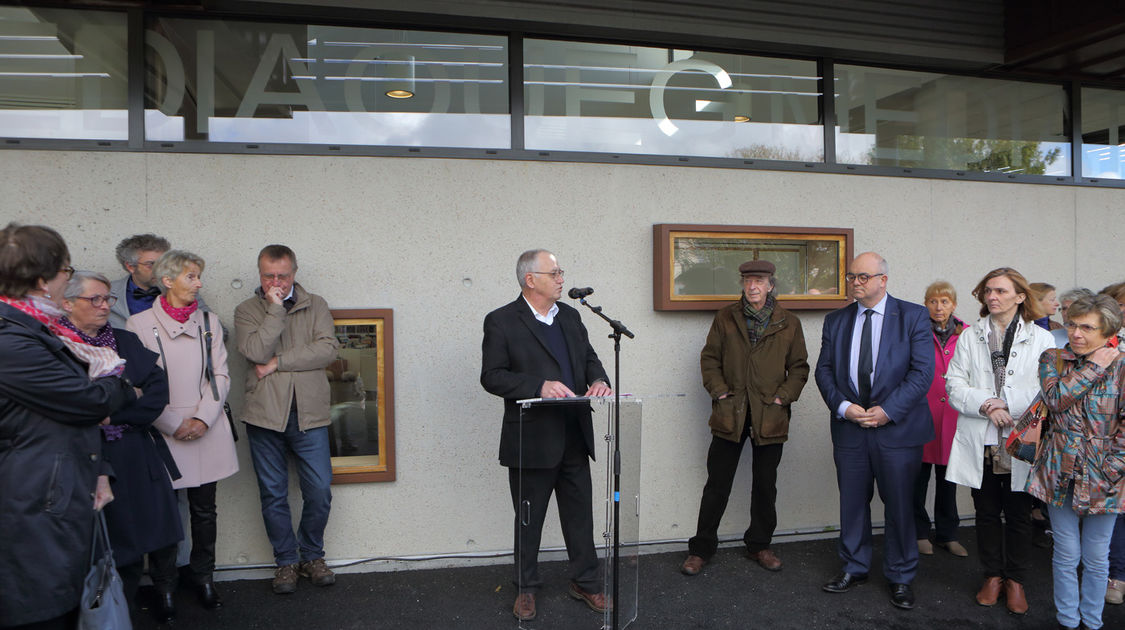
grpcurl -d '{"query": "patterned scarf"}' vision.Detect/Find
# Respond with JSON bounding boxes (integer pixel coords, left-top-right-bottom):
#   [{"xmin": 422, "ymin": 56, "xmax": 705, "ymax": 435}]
[
  {"xmin": 986, "ymin": 315, "xmax": 1019, "ymax": 473},
  {"xmin": 159, "ymin": 294, "xmax": 198, "ymax": 323},
  {"xmin": 741, "ymin": 293, "xmax": 776, "ymax": 344},
  {"xmin": 0, "ymin": 295, "xmax": 125, "ymax": 378}
]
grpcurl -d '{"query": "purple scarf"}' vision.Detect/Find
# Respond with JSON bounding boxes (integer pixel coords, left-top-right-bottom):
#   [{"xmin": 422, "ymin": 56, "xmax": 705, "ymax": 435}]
[{"xmin": 60, "ymin": 317, "xmax": 125, "ymax": 441}]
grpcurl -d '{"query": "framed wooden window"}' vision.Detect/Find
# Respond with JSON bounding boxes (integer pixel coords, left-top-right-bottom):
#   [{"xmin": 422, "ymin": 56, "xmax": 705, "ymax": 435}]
[
  {"xmin": 653, "ymin": 224, "xmax": 853, "ymax": 311},
  {"xmin": 328, "ymin": 309, "xmax": 395, "ymax": 483}
]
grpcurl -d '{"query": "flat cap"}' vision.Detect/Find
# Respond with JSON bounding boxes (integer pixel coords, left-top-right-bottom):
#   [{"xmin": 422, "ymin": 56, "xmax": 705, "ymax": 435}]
[{"xmin": 739, "ymin": 260, "xmax": 775, "ymax": 276}]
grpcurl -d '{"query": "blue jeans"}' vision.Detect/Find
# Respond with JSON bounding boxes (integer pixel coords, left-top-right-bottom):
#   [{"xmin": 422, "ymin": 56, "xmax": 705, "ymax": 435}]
[
  {"xmin": 1048, "ymin": 491, "xmax": 1117, "ymax": 630},
  {"xmin": 247, "ymin": 409, "xmax": 333, "ymax": 566},
  {"xmin": 1109, "ymin": 514, "xmax": 1125, "ymax": 581}
]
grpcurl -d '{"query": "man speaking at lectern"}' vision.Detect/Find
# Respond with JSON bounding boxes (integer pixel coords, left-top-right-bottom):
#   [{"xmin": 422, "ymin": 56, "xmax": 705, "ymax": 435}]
[{"xmin": 481, "ymin": 249, "xmax": 612, "ymax": 622}]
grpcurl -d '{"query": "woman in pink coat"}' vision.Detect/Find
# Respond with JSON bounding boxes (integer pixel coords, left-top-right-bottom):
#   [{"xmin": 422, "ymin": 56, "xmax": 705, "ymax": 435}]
[
  {"xmin": 913, "ymin": 281, "xmax": 968, "ymax": 557},
  {"xmin": 126, "ymin": 250, "xmax": 238, "ymax": 621}
]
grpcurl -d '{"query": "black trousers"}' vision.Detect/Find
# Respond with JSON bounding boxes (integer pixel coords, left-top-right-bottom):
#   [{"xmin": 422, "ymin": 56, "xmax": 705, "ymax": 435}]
[
  {"xmin": 913, "ymin": 462, "xmax": 961, "ymax": 543},
  {"xmin": 688, "ymin": 428, "xmax": 784, "ymax": 559},
  {"xmin": 508, "ymin": 444, "xmax": 600, "ymax": 594},
  {"xmin": 149, "ymin": 482, "xmax": 217, "ymax": 588},
  {"xmin": 971, "ymin": 453, "xmax": 1032, "ymax": 584}
]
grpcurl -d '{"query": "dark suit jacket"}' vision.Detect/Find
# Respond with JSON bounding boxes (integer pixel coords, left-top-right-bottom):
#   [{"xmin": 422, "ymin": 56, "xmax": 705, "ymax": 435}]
[
  {"xmin": 481, "ymin": 296, "xmax": 609, "ymax": 469},
  {"xmin": 814, "ymin": 295, "xmax": 935, "ymax": 448}
]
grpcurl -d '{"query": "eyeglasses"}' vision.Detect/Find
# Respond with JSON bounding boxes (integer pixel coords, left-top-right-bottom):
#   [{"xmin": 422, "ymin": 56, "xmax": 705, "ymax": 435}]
[
  {"xmin": 531, "ymin": 269, "xmax": 565, "ymax": 279},
  {"xmin": 1064, "ymin": 322, "xmax": 1100, "ymax": 334},
  {"xmin": 260, "ymin": 273, "xmax": 292, "ymax": 282},
  {"xmin": 845, "ymin": 273, "xmax": 885, "ymax": 284},
  {"xmin": 134, "ymin": 260, "xmax": 156, "ymax": 269},
  {"xmin": 75, "ymin": 294, "xmax": 118, "ymax": 308},
  {"xmin": 60, "ymin": 265, "xmax": 75, "ymax": 280}
]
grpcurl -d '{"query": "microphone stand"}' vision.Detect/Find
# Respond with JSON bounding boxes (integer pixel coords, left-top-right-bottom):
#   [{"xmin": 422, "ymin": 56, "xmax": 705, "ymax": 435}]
[{"xmin": 575, "ymin": 296, "xmax": 633, "ymax": 630}]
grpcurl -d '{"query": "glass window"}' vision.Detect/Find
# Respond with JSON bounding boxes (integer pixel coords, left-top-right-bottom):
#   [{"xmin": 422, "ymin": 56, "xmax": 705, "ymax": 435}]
[
  {"xmin": 1081, "ymin": 87, "xmax": 1125, "ymax": 180},
  {"xmin": 0, "ymin": 7, "xmax": 127, "ymax": 140},
  {"xmin": 145, "ymin": 18, "xmax": 509, "ymax": 148},
  {"xmin": 835, "ymin": 65, "xmax": 1070, "ymax": 175},
  {"xmin": 524, "ymin": 40, "xmax": 822, "ymax": 160}
]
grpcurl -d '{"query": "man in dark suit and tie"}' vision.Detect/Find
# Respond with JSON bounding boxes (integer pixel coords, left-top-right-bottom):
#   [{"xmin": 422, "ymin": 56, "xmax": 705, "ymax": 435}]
[
  {"xmin": 481, "ymin": 249, "xmax": 612, "ymax": 622},
  {"xmin": 814, "ymin": 251, "xmax": 934, "ymax": 610}
]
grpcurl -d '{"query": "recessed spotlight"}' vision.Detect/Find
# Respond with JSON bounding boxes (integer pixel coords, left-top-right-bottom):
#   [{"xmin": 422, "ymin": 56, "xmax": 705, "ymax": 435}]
[
  {"xmin": 386, "ymin": 89, "xmax": 414, "ymax": 99},
  {"xmin": 733, "ymin": 115, "xmax": 751, "ymax": 123}
]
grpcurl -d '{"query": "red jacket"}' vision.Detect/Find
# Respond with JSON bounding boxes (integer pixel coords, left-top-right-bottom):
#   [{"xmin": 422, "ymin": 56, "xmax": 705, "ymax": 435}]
[{"xmin": 923, "ymin": 317, "xmax": 964, "ymax": 465}]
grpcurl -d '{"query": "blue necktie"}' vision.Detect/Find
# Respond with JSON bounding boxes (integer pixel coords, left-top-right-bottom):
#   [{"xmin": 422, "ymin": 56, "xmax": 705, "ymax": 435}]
[{"xmin": 858, "ymin": 309, "xmax": 873, "ymax": 407}]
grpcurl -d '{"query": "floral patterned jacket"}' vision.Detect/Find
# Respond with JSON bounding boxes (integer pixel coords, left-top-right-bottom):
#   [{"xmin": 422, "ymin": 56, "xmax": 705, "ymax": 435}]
[{"xmin": 1026, "ymin": 347, "xmax": 1125, "ymax": 514}]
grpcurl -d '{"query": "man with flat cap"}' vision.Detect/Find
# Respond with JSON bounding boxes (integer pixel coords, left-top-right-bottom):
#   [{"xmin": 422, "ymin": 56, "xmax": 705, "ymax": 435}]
[{"xmin": 681, "ymin": 260, "xmax": 809, "ymax": 576}]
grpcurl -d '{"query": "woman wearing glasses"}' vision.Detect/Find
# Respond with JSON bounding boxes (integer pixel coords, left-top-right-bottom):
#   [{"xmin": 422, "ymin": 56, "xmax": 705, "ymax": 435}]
[
  {"xmin": 1027, "ymin": 295, "xmax": 1125, "ymax": 630},
  {"xmin": 0, "ymin": 224, "xmax": 138, "ymax": 629},
  {"xmin": 59, "ymin": 271, "xmax": 183, "ymax": 620},
  {"xmin": 126, "ymin": 250, "xmax": 238, "ymax": 622},
  {"xmin": 944, "ymin": 267, "xmax": 1053, "ymax": 614}
]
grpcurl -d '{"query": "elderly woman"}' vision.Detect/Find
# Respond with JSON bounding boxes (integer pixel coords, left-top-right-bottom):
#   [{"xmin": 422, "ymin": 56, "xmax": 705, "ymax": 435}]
[
  {"xmin": 945, "ymin": 267, "xmax": 1054, "ymax": 614},
  {"xmin": 126, "ymin": 250, "xmax": 238, "ymax": 620},
  {"xmin": 1030, "ymin": 282, "xmax": 1063, "ymax": 332},
  {"xmin": 0, "ymin": 224, "xmax": 137, "ymax": 629},
  {"xmin": 914, "ymin": 281, "xmax": 968, "ymax": 557},
  {"xmin": 1028, "ymin": 295, "xmax": 1125, "ymax": 630},
  {"xmin": 59, "ymin": 271, "xmax": 182, "ymax": 618}
]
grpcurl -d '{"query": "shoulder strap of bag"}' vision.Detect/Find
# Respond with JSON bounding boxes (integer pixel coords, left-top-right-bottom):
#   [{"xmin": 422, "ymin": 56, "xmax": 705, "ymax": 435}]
[
  {"xmin": 151, "ymin": 326, "xmax": 167, "ymax": 371},
  {"xmin": 201, "ymin": 311, "xmax": 220, "ymax": 402}
]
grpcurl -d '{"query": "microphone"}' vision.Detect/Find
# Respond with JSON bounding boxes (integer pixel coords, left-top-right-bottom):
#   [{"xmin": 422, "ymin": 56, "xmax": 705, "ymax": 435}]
[{"xmin": 568, "ymin": 287, "xmax": 594, "ymax": 299}]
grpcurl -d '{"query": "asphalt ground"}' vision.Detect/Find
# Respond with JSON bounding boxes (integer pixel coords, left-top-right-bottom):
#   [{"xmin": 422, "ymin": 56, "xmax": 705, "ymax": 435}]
[{"xmin": 131, "ymin": 528, "xmax": 1124, "ymax": 630}]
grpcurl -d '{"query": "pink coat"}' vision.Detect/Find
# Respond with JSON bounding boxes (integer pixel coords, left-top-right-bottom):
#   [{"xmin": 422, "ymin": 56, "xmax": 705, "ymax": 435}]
[
  {"xmin": 126, "ymin": 306, "xmax": 239, "ymax": 489},
  {"xmin": 923, "ymin": 318, "xmax": 964, "ymax": 465}
]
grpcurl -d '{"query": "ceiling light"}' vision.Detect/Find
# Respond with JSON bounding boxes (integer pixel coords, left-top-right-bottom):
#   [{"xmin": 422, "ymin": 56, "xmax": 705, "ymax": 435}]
[
  {"xmin": 386, "ymin": 89, "xmax": 414, "ymax": 98},
  {"xmin": 734, "ymin": 115, "xmax": 751, "ymax": 122}
]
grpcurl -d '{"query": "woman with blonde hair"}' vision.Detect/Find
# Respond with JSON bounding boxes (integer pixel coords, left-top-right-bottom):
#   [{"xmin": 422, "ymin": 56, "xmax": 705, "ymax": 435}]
[
  {"xmin": 1029, "ymin": 282, "xmax": 1063, "ymax": 332},
  {"xmin": 945, "ymin": 267, "xmax": 1054, "ymax": 614},
  {"xmin": 126, "ymin": 250, "xmax": 238, "ymax": 622},
  {"xmin": 914, "ymin": 281, "xmax": 968, "ymax": 557}
]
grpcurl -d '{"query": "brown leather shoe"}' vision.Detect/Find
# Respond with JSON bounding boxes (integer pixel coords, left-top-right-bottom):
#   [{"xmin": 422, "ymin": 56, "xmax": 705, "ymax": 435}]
[
  {"xmin": 751, "ymin": 549, "xmax": 782, "ymax": 572},
  {"xmin": 568, "ymin": 581, "xmax": 608, "ymax": 613},
  {"xmin": 512, "ymin": 592, "xmax": 536, "ymax": 621},
  {"xmin": 1004, "ymin": 579, "xmax": 1028, "ymax": 614},
  {"xmin": 976, "ymin": 576, "xmax": 1003, "ymax": 606},
  {"xmin": 681, "ymin": 554, "xmax": 706, "ymax": 576}
]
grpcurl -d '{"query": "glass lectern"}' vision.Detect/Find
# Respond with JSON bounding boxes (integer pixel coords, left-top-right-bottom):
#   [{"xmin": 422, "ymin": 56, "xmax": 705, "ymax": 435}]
[{"xmin": 515, "ymin": 395, "xmax": 642, "ymax": 630}]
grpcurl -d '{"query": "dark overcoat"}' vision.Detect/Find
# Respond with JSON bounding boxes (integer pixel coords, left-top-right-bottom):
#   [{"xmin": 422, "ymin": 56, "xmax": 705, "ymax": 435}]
[
  {"xmin": 101, "ymin": 328, "xmax": 183, "ymax": 567},
  {"xmin": 0, "ymin": 302, "xmax": 136, "ymax": 627},
  {"xmin": 480, "ymin": 296, "xmax": 609, "ymax": 468}
]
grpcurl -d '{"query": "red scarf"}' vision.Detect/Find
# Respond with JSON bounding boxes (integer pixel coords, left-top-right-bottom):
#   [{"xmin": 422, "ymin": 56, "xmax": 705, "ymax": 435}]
[
  {"xmin": 0, "ymin": 295, "xmax": 84, "ymax": 343},
  {"xmin": 159, "ymin": 295, "xmax": 198, "ymax": 323}
]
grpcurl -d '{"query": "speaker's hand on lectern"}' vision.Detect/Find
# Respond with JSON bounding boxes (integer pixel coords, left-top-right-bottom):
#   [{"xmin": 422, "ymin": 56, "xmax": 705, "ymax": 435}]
[
  {"xmin": 585, "ymin": 380, "xmax": 612, "ymax": 397},
  {"xmin": 541, "ymin": 380, "xmax": 577, "ymax": 398}
]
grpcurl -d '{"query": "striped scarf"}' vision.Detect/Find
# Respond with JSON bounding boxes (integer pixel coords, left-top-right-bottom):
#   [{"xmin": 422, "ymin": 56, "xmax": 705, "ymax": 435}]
[{"xmin": 0, "ymin": 295, "xmax": 126, "ymax": 378}]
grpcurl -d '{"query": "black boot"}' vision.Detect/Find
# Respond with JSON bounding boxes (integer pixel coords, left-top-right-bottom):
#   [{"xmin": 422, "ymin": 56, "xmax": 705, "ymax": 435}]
[
  {"xmin": 196, "ymin": 580, "xmax": 223, "ymax": 609},
  {"xmin": 155, "ymin": 590, "xmax": 176, "ymax": 623}
]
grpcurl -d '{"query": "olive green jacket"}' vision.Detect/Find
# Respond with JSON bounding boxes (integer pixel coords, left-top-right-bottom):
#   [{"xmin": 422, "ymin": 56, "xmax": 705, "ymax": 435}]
[
  {"xmin": 701, "ymin": 301, "xmax": 810, "ymax": 445},
  {"xmin": 234, "ymin": 284, "xmax": 339, "ymax": 431}
]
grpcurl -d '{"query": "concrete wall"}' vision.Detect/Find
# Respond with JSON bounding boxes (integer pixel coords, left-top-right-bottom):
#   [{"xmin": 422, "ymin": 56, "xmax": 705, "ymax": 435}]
[{"xmin": 2, "ymin": 150, "xmax": 1121, "ymax": 570}]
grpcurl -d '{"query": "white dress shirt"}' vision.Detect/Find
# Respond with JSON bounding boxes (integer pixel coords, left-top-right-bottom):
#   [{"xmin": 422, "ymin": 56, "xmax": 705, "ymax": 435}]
[{"xmin": 836, "ymin": 293, "xmax": 888, "ymax": 419}]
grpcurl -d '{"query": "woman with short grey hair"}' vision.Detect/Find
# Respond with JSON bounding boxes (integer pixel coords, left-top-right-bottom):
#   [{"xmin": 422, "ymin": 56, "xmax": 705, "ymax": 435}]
[
  {"xmin": 125, "ymin": 249, "xmax": 238, "ymax": 620},
  {"xmin": 1028, "ymin": 294, "xmax": 1125, "ymax": 630},
  {"xmin": 59, "ymin": 269, "xmax": 182, "ymax": 622}
]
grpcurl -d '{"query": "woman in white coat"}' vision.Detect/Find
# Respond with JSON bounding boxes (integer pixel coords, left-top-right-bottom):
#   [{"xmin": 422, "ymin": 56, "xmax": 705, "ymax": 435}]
[
  {"xmin": 126, "ymin": 250, "xmax": 238, "ymax": 621},
  {"xmin": 945, "ymin": 267, "xmax": 1053, "ymax": 615}
]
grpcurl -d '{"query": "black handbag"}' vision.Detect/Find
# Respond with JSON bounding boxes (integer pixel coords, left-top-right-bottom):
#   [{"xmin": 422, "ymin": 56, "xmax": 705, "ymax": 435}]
[{"xmin": 78, "ymin": 511, "xmax": 132, "ymax": 630}]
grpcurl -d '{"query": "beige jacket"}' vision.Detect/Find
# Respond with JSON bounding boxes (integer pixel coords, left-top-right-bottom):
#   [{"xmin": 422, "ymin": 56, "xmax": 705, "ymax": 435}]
[
  {"xmin": 234, "ymin": 284, "xmax": 338, "ymax": 431},
  {"xmin": 126, "ymin": 306, "xmax": 239, "ymax": 489}
]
